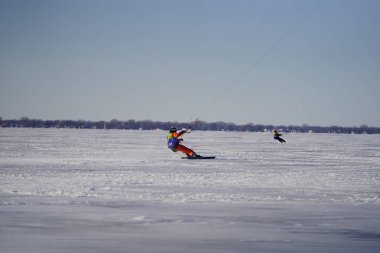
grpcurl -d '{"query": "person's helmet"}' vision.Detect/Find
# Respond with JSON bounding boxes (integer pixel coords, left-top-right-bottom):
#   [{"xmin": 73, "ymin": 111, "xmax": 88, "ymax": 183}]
[{"xmin": 169, "ymin": 127, "xmax": 177, "ymax": 133}]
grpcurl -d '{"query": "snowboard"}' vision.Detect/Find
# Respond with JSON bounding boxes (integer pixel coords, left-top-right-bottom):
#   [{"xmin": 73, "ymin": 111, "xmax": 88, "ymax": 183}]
[{"xmin": 181, "ymin": 156, "xmax": 216, "ymax": 160}]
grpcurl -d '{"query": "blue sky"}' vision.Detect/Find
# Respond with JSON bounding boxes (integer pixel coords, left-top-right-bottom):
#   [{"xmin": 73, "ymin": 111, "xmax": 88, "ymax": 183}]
[{"xmin": 1, "ymin": 0, "xmax": 379, "ymax": 126}]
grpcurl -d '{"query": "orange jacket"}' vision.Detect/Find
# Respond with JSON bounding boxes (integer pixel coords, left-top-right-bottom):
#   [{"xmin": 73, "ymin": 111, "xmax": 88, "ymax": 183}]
[
  {"xmin": 171, "ymin": 130, "xmax": 186, "ymax": 139},
  {"xmin": 167, "ymin": 130, "xmax": 186, "ymax": 149}
]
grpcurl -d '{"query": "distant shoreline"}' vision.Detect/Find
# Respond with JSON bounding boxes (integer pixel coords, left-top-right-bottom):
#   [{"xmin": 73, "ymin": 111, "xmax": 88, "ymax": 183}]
[{"xmin": 1, "ymin": 118, "xmax": 379, "ymax": 134}]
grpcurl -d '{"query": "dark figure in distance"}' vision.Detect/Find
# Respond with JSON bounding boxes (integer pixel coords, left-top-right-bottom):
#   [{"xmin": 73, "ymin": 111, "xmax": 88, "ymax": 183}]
[{"xmin": 273, "ymin": 129, "xmax": 286, "ymax": 143}]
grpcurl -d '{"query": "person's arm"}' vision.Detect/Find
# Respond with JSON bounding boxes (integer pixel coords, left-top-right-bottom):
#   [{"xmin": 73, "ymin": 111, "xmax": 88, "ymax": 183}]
[{"xmin": 173, "ymin": 130, "xmax": 186, "ymax": 138}]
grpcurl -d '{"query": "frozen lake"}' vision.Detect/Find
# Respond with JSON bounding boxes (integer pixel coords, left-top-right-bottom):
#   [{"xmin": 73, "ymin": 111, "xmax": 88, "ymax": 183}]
[{"xmin": 1, "ymin": 128, "xmax": 379, "ymax": 253}]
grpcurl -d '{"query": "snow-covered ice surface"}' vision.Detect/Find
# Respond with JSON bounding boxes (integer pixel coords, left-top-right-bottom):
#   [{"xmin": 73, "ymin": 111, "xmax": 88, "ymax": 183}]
[{"xmin": 1, "ymin": 128, "xmax": 379, "ymax": 253}]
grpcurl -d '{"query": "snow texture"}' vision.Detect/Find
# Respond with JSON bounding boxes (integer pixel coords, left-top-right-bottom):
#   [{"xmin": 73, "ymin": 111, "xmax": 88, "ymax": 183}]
[{"xmin": 1, "ymin": 128, "xmax": 379, "ymax": 253}]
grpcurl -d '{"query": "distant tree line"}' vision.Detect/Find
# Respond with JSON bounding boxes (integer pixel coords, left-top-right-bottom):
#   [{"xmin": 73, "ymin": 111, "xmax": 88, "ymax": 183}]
[{"xmin": 0, "ymin": 117, "xmax": 379, "ymax": 134}]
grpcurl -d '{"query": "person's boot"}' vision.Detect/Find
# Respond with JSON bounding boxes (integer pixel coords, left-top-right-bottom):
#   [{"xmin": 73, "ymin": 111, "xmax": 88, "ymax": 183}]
[
  {"xmin": 187, "ymin": 152, "xmax": 201, "ymax": 158},
  {"xmin": 193, "ymin": 152, "xmax": 202, "ymax": 158}
]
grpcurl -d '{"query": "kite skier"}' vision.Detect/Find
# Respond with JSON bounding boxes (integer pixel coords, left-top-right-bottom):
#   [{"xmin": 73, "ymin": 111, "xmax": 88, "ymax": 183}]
[
  {"xmin": 273, "ymin": 129, "xmax": 286, "ymax": 143},
  {"xmin": 167, "ymin": 127, "xmax": 201, "ymax": 158}
]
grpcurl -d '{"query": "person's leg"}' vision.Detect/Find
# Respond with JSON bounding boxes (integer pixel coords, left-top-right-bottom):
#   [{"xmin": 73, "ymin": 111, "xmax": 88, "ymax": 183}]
[{"xmin": 176, "ymin": 144, "xmax": 195, "ymax": 156}]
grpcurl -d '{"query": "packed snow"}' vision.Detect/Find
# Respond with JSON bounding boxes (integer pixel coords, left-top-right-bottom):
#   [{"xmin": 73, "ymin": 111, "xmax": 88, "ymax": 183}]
[{"xmin": 1, "ymin": 128, "xmax": 379, "ymax": 253}]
